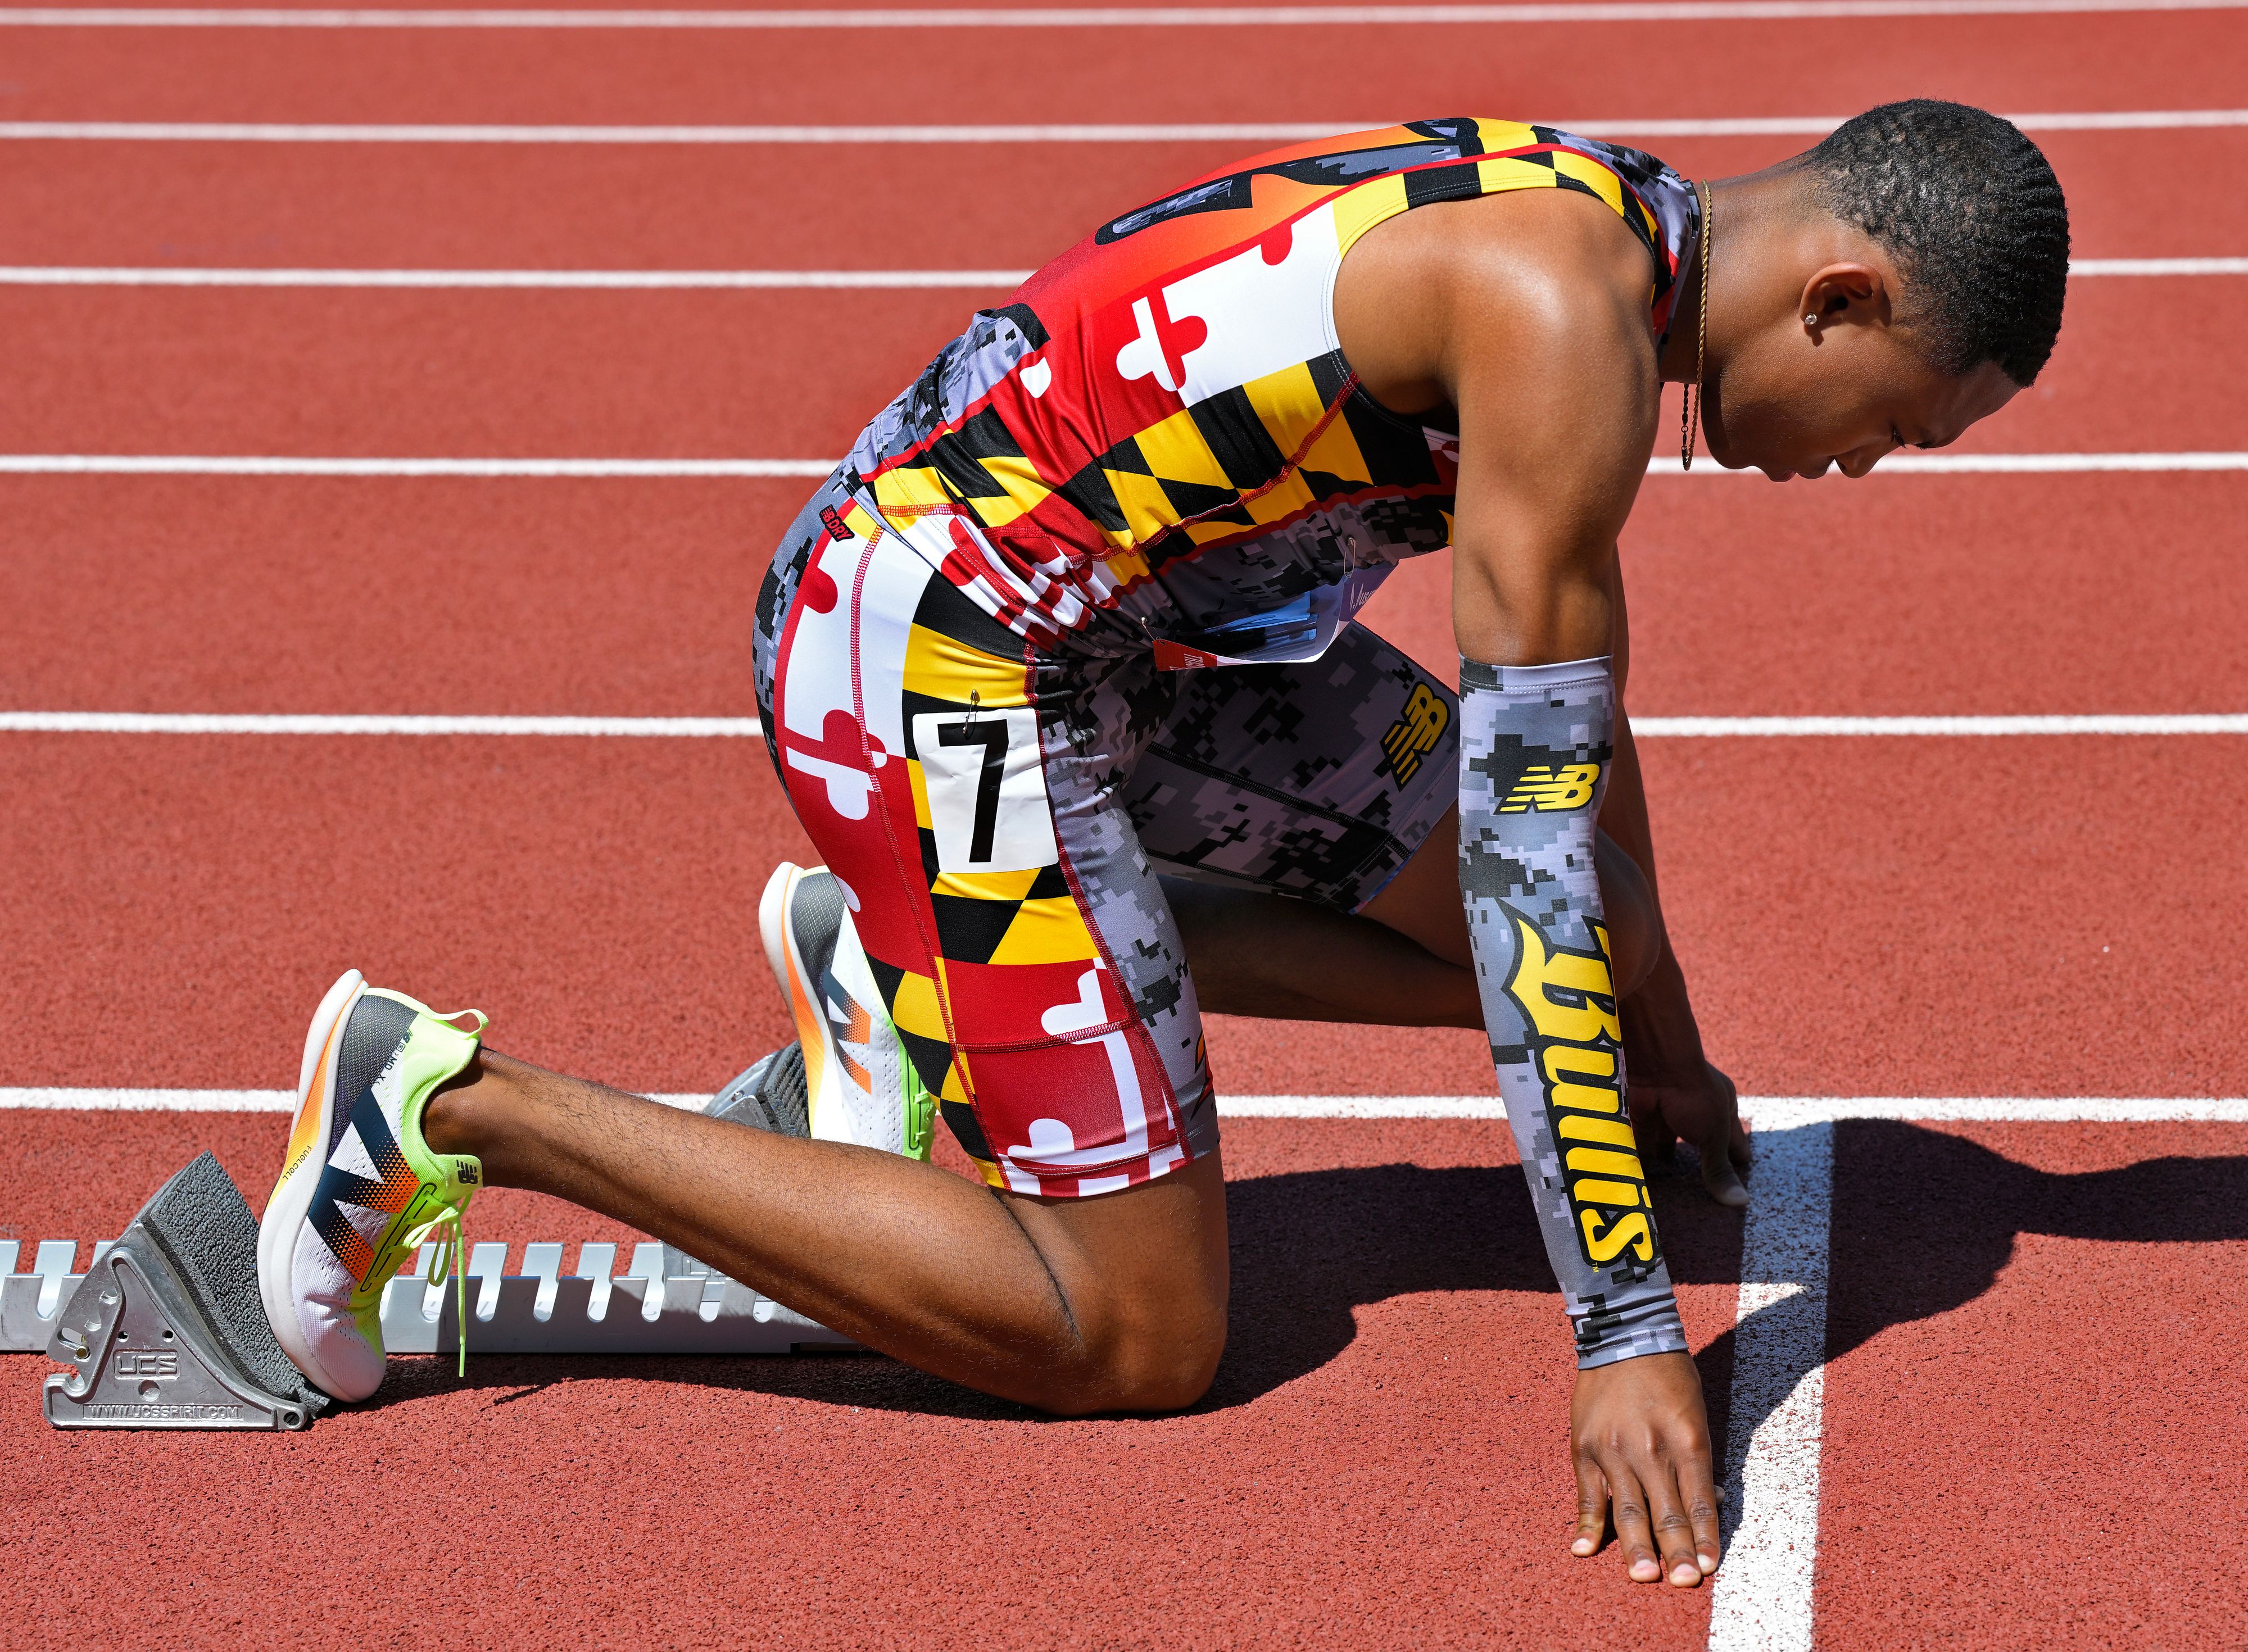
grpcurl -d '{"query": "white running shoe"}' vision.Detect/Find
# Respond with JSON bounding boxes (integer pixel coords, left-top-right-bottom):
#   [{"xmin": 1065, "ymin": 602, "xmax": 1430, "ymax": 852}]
[
  {"xmin": 759, "ymin": 863, "xmax": 932, "ymax": 1159},
  {"xmin": 257, "ymin": 969, "xmax": 487, "ymax": 1401}
]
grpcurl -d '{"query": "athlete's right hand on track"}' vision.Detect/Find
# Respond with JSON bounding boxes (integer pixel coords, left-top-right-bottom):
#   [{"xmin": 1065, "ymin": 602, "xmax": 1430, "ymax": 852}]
[{"xmin": 1568, "ymin": 1350, "xmax": 1721, "ymax": 1586}]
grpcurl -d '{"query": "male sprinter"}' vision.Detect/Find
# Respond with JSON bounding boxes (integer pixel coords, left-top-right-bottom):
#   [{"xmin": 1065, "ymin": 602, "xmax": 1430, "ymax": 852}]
[{"xmin": 258, "ymin": 102, "xmax": 2068, "ymax": 1588}]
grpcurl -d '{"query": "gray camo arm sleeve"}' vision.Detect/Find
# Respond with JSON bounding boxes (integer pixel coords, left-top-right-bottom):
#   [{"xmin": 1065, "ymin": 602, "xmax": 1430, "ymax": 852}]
[{"xmin": 1457, "ymin": 655, "xmax": 1689, "ymax": 1368}]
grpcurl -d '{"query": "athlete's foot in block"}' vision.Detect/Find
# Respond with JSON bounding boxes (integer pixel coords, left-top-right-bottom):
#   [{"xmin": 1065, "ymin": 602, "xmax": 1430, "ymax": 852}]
[
  {"xmin": 762, "ymin": 861, "xmax": 933, "ymax": 1158},
  {"xmin": 257, "ymin": 969, "xmax": 489, "ymax": 1400}
]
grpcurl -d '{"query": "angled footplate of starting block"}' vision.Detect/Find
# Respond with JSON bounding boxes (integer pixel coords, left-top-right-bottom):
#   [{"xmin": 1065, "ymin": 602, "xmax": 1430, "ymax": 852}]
[{"xmin": 41, "ymin": 1152, "xmax": 332, "ymax": 1431}]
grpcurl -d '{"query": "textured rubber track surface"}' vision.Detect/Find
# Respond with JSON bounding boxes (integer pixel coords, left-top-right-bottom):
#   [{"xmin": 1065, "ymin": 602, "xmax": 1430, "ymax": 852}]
[
  {"xmin": 1, "ymin": 130, "xmax": 2240, "ymax": 272},
  {"xmin": 9, "ymin": 12, "xmax": 2248, "ymax": 1645},
  {"xmin": 6, "ymin": 13, "xmax": 2244, "ymax": 124},
  {"xmin": 3, "ymin": 733, "xmax": 2242, "ymax": 1096},
  {"xmin": 1, "ymin": 1111, "xmax": 1746, "ymax": 1649},
  {"xmin": 7, "ymin": 475, "xmax": 2244, "ymax": 718},
  {"xmin": 2, "ymin": 280, "xmax": 2237, "ymax": 460},
  {"xmin": 1818, "ymin": 1121, "xmax": 2248, "ymax": 1646}
]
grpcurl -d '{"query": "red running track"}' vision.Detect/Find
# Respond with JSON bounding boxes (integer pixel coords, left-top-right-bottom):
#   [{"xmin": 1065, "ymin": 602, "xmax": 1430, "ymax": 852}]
[
  {"xmin": 6, "ymin": 13, "xmax": 2245, "ymax": 125},
  {"xmin": 1, "ymin": 1109, "xmax": 1750, "ymax": 1649},
  {"xmin": 2, "ymin": 730, "xmax": 2243, "ymax": 1096},
  {"xmin": 7, "ymin": 8, "xmax": 2248, "ymax": 1647},
  {"xmin": 4, "ymin": 129, "xmax": 2241, "ymax": 271},
  {"xmin": 7, "ymin": 475, "xmax": 2246, "ymax": 718},
  {"xmin": 0, "ymin": 277, "xmax": 2238, "ymax": 457}
]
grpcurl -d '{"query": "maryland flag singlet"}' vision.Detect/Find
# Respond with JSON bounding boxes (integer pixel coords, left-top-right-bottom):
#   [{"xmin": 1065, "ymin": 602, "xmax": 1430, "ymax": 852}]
[{"xmin": 841, "ymin": 117, "xmax": 1702, "ymax": 669}]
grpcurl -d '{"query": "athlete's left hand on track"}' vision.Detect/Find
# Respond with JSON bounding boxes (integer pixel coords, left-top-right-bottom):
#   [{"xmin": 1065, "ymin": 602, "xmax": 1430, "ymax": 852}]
[
  {"xmin": 1568, "ymin": 1350, "xmax": 1721, "ymax": 1586},
  {"xmin": 1630, "ymin": 1059, "xmax": 1751, "ymax": 1208}
]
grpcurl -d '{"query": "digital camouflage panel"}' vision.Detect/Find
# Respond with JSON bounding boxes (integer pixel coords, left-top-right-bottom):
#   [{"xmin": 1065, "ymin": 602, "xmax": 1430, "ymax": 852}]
[{"xmin": 1457, "ymin": 656, "xmax": 1688, "ymax": 1367}]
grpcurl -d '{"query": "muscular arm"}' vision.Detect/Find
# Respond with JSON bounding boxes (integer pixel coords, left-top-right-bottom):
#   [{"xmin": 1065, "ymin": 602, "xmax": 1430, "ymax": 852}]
[
  {"xmin": 1341, "ymin": 185, "xmax": 1721, "ymax": 1587},
  {"xmin": 1434, "ymin": 192, "xmax": 1679, "ymax": 1365}
]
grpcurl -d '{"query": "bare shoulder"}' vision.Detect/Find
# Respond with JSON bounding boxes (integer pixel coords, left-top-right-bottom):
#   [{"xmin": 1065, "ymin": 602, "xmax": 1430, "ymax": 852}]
[{"xmin": 1336, "ymin": 185, "xmax": 1661, "ymax": 418}]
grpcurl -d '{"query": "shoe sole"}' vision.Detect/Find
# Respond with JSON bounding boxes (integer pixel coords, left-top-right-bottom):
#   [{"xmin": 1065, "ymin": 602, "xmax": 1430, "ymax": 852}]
[
  {"xmin": 256, "ymin": 966, "xmax": 365, "ymax": 1396},
  {"xmin": 759, "ymin": 862, "xmax": 857, "ymax": 1142}
]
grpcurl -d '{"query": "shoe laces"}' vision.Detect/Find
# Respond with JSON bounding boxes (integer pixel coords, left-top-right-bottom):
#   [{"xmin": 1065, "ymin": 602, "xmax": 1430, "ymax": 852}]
[{"xmin": 402, "ymin": 1202, "xmax": 470, "ymax": 1377}]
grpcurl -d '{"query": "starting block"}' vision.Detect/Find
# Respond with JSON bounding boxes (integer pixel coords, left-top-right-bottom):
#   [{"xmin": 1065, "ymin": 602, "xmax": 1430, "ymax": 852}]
[
  {"xmin": 11, "ymin": 1152, "xmax": 859, "ymax": 1430},
  {"xmin": 38, "ymin": 1153, "xmax": 332, "ymax": 1431}
]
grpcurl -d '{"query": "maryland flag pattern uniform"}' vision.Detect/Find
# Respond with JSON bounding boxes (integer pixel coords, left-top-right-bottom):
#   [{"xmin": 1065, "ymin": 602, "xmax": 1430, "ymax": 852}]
[
  {"xmin": 750, "ymin": 120, "xmax": 1698, "ymax": 1199},
  {"xmin": 835, "ymin": 117, "xmax": 1698, "ymax": 663}
]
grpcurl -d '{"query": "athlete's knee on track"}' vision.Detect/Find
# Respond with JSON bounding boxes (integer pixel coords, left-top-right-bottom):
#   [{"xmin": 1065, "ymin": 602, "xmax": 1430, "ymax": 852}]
[{"xmin": 1036, "ymin": 1287, "xmax": 1228, "ymax": 1417}]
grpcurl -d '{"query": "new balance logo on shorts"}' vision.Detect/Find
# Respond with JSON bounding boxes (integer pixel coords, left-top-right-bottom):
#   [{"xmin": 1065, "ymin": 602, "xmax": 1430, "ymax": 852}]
[
  {"xmin": 1380, "ymin": 683, "xmax": 1450, "ymax": 785},
  {"xmin": 1499, "ymin": 763, "xmax": 1602, "ymax": 813}
]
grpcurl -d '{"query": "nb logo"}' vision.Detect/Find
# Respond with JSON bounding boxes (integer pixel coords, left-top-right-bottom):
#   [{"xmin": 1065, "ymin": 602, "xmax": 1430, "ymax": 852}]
[
  {"xmin": 1380, "ymin": 684, "xmax": 1449, "ymax": 786},
  {"xmin": 1498, "ymin": 763, "xmax": 1601, "ymax": 813}
]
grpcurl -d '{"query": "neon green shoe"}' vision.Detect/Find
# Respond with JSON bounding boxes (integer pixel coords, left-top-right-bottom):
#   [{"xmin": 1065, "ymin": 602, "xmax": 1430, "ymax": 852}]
[{"xmin": 257, "ymin": 969, "xmax": 487, "ymax": 1401}]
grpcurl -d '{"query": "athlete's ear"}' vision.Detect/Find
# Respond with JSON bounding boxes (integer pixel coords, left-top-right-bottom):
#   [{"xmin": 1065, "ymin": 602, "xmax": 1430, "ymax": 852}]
[{"xmin": 1797, "ymin": 261, "xmax": 1889, "ymax": 332}]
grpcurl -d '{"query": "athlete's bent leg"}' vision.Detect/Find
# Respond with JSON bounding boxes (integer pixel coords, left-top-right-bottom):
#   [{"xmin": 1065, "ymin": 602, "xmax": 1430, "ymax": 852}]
[{"xmin": 423, "ymin": 1059, "xmax": 1229, "ymax": 1415}]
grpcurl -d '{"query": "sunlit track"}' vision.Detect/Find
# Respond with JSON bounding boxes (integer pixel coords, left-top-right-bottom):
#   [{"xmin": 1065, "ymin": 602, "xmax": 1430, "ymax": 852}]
[
  {"xmin": 8, "ymin": 712, "xmax": 2244, "ymax": 736},
  {"xmin": 0, "ymin": 455, "xmax": 836, "ymax": 475},
  {"xmin": 3, "ymin": 452, "xmax": 2241, "ymax": 475},
  {"xmin": 0, "ymin": 257, "xmax": 2236, "ymax": 286},
  {"xmin": 6, "ymin": 0, "xmax": 2240, "ymax": 1641},
  {"xmin": 0, "ymin": 0, "xmax": 2238, "ymax": 22},
  {"xmin": 5, "ymin": 110, "xmax": 2242, "ymax": 141},
  {"xmin": 0, "ymin": 266, "xmax": 1035, "ymax": 287}
]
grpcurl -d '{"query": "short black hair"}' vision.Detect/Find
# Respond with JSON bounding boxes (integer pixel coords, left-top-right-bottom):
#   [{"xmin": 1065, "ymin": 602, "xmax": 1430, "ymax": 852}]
[{"xmin": 1802, "ymin": 99, "xmax": 2070, "ymax": 385}]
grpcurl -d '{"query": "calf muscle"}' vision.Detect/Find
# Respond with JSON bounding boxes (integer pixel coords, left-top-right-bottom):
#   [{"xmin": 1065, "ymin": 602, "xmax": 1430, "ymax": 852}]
[{"xmin": 425, "ymin": 1054, "xmax": 1229, "ymax": 1415}]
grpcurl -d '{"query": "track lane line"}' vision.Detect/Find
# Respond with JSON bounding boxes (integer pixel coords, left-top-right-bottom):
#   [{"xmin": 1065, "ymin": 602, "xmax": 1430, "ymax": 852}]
[
  {"xmin": 0, "ymin": 0, "xmax": 2238, "ymax": 23},
  {"xmin": 1, "ymin": 257, "xmax": 2233, "ymax": 286},
  {"xmin": 0, "ymin": 266, "xmax": 1037, "ymax": 287},
  {"xmin": 5, "ymin": 111, "xmax": 2242, "ymax": 141},
  {"xmin": 0, "ymin": 456, "xmax": 836, "ymax": 475},
  {"xmin": 1708, "ymin": 1118, "xmax": 1832, "ymax": 1652},
  {"xmin": 1, "ymin": 453, "xmax": 2241, "ymax": 476}
]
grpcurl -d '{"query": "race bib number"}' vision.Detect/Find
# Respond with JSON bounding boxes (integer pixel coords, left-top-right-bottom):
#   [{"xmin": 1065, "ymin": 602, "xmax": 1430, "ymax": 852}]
[{"xmin": 911, "ymin": 709, "xmax": 1059, "ymax": 874}]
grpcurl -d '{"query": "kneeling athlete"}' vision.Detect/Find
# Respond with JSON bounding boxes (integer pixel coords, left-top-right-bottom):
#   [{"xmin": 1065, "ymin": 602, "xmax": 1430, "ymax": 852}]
[{"xmin": 256, "ymin": 99, "xmax": 2068, "ymax": 1589}]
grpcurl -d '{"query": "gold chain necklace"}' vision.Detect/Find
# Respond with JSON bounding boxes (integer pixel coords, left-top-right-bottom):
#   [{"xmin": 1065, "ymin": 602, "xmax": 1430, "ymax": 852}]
[{"xmin": 1681, "ymin": 180, "xmax": 1711, "ymax": 470}]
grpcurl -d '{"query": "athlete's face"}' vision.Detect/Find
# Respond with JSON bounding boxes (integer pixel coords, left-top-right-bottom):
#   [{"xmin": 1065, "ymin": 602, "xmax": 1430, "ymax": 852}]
[{"xmin": 1698, "ymin": 262, "xmax": 2023, "ymax": 480}]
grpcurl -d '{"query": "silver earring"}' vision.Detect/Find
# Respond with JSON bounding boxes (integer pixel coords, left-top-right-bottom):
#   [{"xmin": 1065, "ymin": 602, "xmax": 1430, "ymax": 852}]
[{"xmin": 1804, "ymin": 315, "xmax": 1818, "ymax": 326}]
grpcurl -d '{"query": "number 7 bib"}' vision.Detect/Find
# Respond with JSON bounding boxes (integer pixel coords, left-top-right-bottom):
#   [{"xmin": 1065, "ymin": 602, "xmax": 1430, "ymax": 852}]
[{"xmin": 911, "ymin": 709, "xmax": 1060, "ymax": 874}]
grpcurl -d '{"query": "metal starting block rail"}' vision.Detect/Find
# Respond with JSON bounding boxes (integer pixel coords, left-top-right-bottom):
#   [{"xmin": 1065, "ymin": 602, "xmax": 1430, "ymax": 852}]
[{"xmin": 4, "ymin": 1237, "xmax": 859, "ymax": 1358}]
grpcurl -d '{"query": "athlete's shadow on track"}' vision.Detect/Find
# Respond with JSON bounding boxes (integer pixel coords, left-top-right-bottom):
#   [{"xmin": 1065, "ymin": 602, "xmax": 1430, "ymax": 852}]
[{"xmin": 374, "ymin": 1122, "xmax": 2248, "ymax": 1421}]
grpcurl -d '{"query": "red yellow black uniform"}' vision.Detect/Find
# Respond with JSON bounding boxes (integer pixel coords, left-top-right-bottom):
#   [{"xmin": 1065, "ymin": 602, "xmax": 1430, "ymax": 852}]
[{"xmin": 753, "ymin": 120, "xmax": 1701, "ymax": 1197}]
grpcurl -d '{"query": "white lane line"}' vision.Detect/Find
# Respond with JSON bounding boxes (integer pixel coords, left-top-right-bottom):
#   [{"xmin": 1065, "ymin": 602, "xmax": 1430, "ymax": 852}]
[
  {"xmin": 1648, "ymin": 452, "xmax": 2248, "ymax": 474},
  {"xmin": 0, "ymin": 455, "xmax": 835, "ymax": 476},
  {"xmin": 2072, "ymin": 256, "xmax": 2248, "ymax": 275},
  {"xmin": 0, "ymin": 0, "xmax": 2238, "ymax": 25},
  {"xmin": 1, "ymin": 452, "xmax": 2241, "ymax": 478},
  {"xmin": 9, "ymin": 1089, "xmax": 2245, "ymax": 1117},
  {"xmin": 0, "ymin": 267, "xmax": 1033, "ymax": 288},
  {"xmin": 0, "ymin": 712, "xmax": 765, "ymax": 734},
  {"xmin": 4, "ymin": 110, "xmax": 2244, "ymax": 142},
  {"xmin": 1633, "ymin": 715, "xmax": 2248, "ymax": 735},
  {"xmin": 0, "ymin": 256, "xmax": 2232, "ymax": 288},
  {"xmin": 7, "ymin": 712, "xmax": 2247, "ymax": 737},
  {"xmin": 7, "ymin": 713, "xmax": 2245, "ymax": 737},
  {"xmin": 1707, "ymin": 1118, "xmax": 1832, "ymax": 1652}
]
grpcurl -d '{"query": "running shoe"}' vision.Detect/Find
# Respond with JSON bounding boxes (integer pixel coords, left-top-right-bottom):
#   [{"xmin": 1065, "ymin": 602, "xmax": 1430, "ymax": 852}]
[
  {"xmin": 760, "ymin": 862, "xmax": 933, "ymax": 1159},
  {"xmin": 258, "ymin": 969, "xmax": 487, "ymax": 1401}
]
